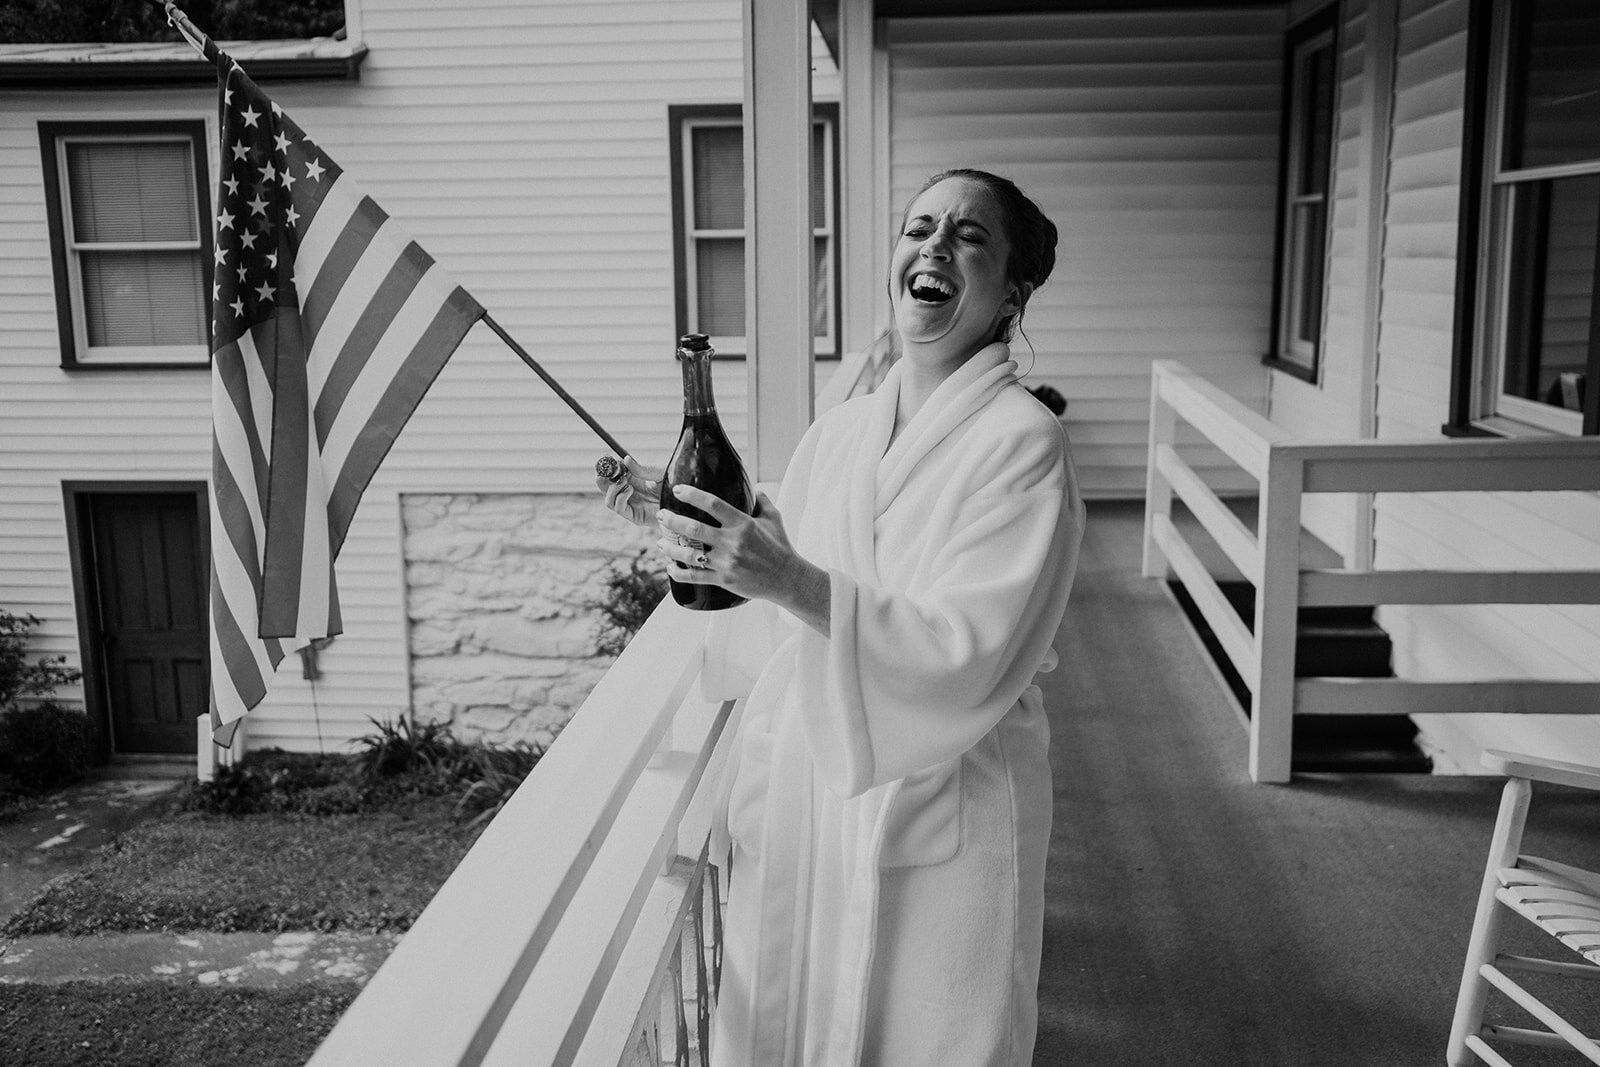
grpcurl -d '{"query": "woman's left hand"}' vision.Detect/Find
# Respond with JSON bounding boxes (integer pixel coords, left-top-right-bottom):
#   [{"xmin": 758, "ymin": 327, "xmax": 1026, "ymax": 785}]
[{"xmin": 656, "ymin": 486, "xmax": 831, "ymax": 633}]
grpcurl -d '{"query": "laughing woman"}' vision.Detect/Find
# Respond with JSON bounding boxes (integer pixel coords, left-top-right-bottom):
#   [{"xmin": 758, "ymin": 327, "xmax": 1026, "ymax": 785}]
[{"xmin": 600, "ymin": 169, "xmax": 1084, "ymax": 1066}]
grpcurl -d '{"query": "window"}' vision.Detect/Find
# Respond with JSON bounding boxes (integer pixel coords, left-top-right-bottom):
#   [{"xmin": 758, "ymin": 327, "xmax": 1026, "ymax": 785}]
[
  {"xmin": 39, "ymin": 121, "xmax": 212, "ymax": 369},
  {"xmin": 1266, "ymin": 7, "xmax": 1339, "ymax": 381},
  {"xmin": 1471, "ymin": 0, "xmax": 1600, "ymax": 435},
  {"xmin": 669, "ymin": 103, "xmax": 840, "ymax": 358}
]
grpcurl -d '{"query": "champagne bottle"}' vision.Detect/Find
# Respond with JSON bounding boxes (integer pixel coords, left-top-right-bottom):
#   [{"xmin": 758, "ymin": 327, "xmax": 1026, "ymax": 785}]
[{"xmin": 660, "ymin": 333, "xmax": 754, "ymax": 611}]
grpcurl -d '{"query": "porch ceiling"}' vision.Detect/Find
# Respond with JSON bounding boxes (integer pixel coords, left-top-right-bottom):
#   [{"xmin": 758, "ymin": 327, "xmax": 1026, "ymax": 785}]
[{"xmin": 874, "ymin": 0, "xmax": 1280, "ymax": 12}]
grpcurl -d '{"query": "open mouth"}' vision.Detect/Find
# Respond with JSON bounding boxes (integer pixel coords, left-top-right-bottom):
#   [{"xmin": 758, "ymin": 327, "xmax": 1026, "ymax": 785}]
[{"xmin": 908, "ymin": 272, "xmax": 956, "ymax": 304}]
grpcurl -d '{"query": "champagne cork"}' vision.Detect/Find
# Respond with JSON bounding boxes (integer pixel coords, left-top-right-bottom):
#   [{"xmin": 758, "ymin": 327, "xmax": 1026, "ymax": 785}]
[{"xmin": 595, "ymin": 456, "xmax": 626, "ymax": 484}]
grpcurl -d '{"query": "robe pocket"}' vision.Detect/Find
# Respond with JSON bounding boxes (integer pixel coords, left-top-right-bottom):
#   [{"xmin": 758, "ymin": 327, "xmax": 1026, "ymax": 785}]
[
  {"xmin": 725, "ymin": 729, "xmax": 776, "ymax": 857},
  {"xmin": 879, "ymin": 759, "xmax": 962, "ymax": 869}
]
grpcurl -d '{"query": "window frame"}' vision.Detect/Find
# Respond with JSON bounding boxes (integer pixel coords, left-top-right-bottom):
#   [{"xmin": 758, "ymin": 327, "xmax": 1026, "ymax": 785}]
[
  {"xmin": 1264, "ymin": 4, "xmax": 1340, "ymax": 384},
  {"xmin": 667, "ymin": 102, "xmax": 841, "ymax": 360},
  {"xmin": 38, "ymin": 119, "xmax": 213, "ymax": 371},
  {"xmin": 1463, "ymin": 0, "xmax": 1600, "ymax": 437}
]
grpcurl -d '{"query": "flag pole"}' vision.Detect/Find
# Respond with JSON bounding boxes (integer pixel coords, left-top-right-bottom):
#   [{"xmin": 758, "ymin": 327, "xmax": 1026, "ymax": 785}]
[
  {"xmin": 156, "ymin": 0, "xmax": 212, "ymax": 60},
  {"xmin": 481, "ymin": 314, "xmax": 631, "ymax": 460}
]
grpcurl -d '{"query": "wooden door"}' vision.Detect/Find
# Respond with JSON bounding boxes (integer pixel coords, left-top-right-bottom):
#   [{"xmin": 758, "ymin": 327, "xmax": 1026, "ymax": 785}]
[{"xmin": 87, "ymin": 493, "xmax": 207, "ymax": 754}]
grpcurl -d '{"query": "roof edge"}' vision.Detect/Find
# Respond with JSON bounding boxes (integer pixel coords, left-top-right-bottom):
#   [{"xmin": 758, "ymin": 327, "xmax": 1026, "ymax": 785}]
[{"xmin": 0, "ymin": 40, "xmax": 367, "ymax": 88}]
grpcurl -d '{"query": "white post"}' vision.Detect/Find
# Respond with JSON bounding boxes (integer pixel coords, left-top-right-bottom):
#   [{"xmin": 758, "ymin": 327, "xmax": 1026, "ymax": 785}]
[
  {"xmin": 838, "ymin": 0, "xmax": 879, "ymax": 355},
  {"xmin": 743, "ymin": 0, "xmax": 815, "ymax": 482},
  {"xmin": 1142, "ymin": 363, "xmax": 1177, "ymax": 579},
  {"xmin": 1250, "ymin": 447, "xmax": 1304, "ymax": 784}
]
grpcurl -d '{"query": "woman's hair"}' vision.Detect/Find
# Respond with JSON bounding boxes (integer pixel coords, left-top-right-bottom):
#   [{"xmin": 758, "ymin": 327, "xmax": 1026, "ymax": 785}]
[{"xmin": 909, "ymin": 168, "xmax": 1058, "ymax": 343}]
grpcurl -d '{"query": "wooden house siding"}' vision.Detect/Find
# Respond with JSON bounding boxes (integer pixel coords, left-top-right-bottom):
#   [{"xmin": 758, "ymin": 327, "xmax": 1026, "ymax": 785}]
[
  {"xmin": 1267, "ymin": 0, "xmax": 1383, "ymax": 560},
  {"xmin": 1370, "ymin": 0, "xmax": 1600, "ymax": 768},
  {"xmin": 0, "ymin": 0, "xmax": 839, "ymax": 751},
  {"xmin": 884, "ymin": 8, "xmax": 1285, "ymax": 498}
]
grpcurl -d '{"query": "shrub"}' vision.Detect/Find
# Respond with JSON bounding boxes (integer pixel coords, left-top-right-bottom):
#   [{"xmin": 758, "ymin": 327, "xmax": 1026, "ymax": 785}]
[
  {"xmin": 592, "ymin": 549, "xmax": 668, "ymax": 656},
  {"xmin": 0, "ymin": 610, "xmax": 87, "ymax": 795},
  {"xmin": 0, "ymin": 701, "xmax": 91, "ymax": 791},
  {"xmin": 180, "ymin": 749, "xmax": 363, "ymax": 816}
]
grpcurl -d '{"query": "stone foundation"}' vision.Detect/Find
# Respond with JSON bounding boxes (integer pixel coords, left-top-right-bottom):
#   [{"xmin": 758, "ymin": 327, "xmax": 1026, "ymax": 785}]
[{"xmin": 401, "ymin": 493, "xmax": 655, "ymax": 749}]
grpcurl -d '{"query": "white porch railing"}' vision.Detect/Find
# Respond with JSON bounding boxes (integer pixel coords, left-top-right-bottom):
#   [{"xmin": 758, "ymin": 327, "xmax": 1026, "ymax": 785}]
[
  {"xmin": 308, "ymin": 599, "xmax": 738, "ymax": 1066},
  {"xmin": 1142, "ymin": 359, "xmax": 1600, "ymax": 784}
]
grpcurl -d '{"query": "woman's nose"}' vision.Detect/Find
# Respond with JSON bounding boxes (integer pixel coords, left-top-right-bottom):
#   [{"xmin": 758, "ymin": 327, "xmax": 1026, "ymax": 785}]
[{"xmin": 920, "ymin": 231, "xmax": 951, "ymax": 260}]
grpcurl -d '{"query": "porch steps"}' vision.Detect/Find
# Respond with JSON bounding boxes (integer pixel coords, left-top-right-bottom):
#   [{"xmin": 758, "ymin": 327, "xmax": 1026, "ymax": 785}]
[{"xmin": 1167, "ymin": 579, "xmax": 1430, "ymax": 773}]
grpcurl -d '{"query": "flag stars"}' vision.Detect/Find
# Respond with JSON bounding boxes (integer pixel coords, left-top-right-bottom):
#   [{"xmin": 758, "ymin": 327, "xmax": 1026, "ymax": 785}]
[
  {"xmin": 259, "ymin": 160, "xmax": 278, "ymax": 184},
  {"xmin": 218, "ymin": 210, "xmax": 235, "ymax": 231},
  {"xmin": 285, "ymin": 205, "xmax": 301, "ymax": 228},
  {"xmin": 241, "ymin": 105, "xmax": 261, "ymax": 128},
  {"xmin": 279, "ymin": 169, "xmax": 296, "ymax": 192},
  {"xmin": 239, "ymin": 231, "xmax": 259, "ymax": 250},
  {"xmin": 236, "ymin": 264, "xmax": 249, "ymax": 282},
  {"xmin": 231, "ymin": 141, "xmax": 249, "ymax": 161},
  {"xmin": 266, "ymin": 252, "xmax": 279, "ymax": 269},
  {"xmin": 305, "ymin": 158, "xmax": 326, "ymax": 182},
  {"xmin": 230, "ymin": 297, "xmax": 245, "ymax": 317},
  {"xmin": 274, "ymin": 132, "xmax": 292, "ymax": 153},
  {"xmin": 223, "ymin": 176, "xmax": 240, "ymax": 196},
  {"xmin": 255, "ymin": 280, "xmax": 276, "ymax": 303},
  {"xmin": 214, "ymin": 244, "xmax": 227, "ymax": 266},
  {"xmin": 271, "ymin": 102, "xmax": 283, "ymax": 117},
  {"xmin": 247, "ymin": 194, "xmax": 269, "ymax": 217}
]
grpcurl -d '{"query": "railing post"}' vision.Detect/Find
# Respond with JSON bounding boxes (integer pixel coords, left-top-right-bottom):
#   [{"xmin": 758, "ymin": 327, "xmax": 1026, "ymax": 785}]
[
  {"xmin": 1143, "ymin": 362, "xmax": 1177, "ymax": 579},
  {"xmin": 1250, "ymin": 446, "xmax": 1304, "ymax": 783}
]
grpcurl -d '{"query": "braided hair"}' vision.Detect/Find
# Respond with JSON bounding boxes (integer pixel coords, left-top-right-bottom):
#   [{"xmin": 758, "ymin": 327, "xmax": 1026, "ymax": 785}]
[{"xmin": 909, "ymin": 168, "xmax": 1058, "ymax": 343}]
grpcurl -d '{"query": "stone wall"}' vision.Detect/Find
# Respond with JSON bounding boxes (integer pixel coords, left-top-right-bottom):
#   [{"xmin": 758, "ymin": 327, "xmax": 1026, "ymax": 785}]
[{"xmin": 401, "ymin": 493, "xmax": 655, "ymax": 749}]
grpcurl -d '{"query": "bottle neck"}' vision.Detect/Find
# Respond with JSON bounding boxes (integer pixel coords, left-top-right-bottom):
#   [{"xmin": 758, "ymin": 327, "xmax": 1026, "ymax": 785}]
[{"xmin": 679, "ymin": 351, "xmax": 718, "ymax": 418}]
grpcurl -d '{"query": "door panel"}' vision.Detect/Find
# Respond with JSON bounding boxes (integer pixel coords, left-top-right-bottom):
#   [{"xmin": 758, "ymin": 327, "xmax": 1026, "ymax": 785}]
[{"xmin": 89, "ymin": 493, "xmax": 206, "ymax": 754}]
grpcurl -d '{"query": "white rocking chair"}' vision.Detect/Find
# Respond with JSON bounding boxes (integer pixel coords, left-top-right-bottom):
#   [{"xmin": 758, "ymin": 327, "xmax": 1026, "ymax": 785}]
[{"xmin": 1448, "ymin": 750, "xmax": 1600, "ymax": 1066}]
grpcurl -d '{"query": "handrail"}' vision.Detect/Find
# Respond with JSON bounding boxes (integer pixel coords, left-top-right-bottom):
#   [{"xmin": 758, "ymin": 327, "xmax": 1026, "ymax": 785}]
[
  {"xmin": 1142, "ymin": 359, "xmax": 1600, "ymax": 783},
  {"xmin": 309, "ymin": 598, "xmax": 737, "ymax": 1065}
]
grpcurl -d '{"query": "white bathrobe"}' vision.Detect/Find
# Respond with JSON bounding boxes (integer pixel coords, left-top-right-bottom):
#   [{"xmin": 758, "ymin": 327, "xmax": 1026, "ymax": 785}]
[{"xmin": 701, "ymin": 343, "xmax": 1085, "ymax": 1067}]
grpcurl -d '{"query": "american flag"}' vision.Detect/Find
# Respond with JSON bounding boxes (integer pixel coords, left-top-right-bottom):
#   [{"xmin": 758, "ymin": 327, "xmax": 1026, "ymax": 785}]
[{"xmin": 208, "ymin": 47, "xmax": 483, "ymax": 742}]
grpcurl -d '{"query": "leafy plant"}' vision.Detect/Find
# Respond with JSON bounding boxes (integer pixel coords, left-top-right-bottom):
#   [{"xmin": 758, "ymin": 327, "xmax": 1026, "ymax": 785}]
[
  {"xmin": 0, "ymin": 609, "xmax": 81, "ymax": 711},
  {"xmin": 591, "ymin": 549, "xmax": 668, "ymax": 656},
  {"xmin": 351, "ymin": 715, "xmax": 466, "ymax": 781},
  {"xmin": 452, "ymin": 743, "xmax": 544, "ymax": 830}
]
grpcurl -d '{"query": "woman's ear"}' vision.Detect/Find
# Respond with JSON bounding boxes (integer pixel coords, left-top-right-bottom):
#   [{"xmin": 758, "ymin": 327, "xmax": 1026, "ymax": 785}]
[{"xmin": 1004, "ymin": 281, "xmax": 1035, "ymax": 315}]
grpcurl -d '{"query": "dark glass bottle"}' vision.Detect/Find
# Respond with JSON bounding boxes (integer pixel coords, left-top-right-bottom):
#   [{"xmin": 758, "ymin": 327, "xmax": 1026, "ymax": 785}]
[{"xmin": 660, "ymin": 334, "xmax": 754, "ymax": 611}]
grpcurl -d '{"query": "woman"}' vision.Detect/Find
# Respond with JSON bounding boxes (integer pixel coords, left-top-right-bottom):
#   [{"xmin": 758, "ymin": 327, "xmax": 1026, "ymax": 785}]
[{"xmin": 601, "ymin": 169, "xmax": 1084, "ymax": 1065}]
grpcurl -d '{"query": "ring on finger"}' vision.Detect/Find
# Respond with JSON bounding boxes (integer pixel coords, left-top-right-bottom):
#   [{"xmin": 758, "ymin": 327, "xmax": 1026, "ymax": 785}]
[{"xmin": 693, "ymin": 551, "xmax": 709, "ymax": 570}]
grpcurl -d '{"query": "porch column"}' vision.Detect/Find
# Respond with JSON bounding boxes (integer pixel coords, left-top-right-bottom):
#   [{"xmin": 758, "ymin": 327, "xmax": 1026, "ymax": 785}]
[
  {"xmin": 838, "ymin": 0, "xmax": 885, "ymax": 353},
  {"xmin": 743, "ymin": 0, "xmax": 814, "ymax": 482}
]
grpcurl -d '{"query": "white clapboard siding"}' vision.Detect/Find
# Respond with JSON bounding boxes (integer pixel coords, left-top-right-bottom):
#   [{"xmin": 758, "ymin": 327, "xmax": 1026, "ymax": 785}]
[
  {"xmin": 885, "ymin": 8, "xmax": 1284, "ymax": 497},
  {"xmin": 1267, "ymin": 0, "xmax": 1376, "ymax": 559},
  {"xmin": 0, "ymin": 0, "xmax": 841, "ymax": 753},
  {"xmin": 1370, "ymin": 0, "xmax": 1600, "ymax": 769}
]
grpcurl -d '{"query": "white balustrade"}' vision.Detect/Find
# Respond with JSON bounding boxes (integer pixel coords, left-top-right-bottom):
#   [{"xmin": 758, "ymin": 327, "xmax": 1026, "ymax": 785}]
[{"xmin": 1143, "ymin": 359, "xmax": 1600, "ymax": 784}]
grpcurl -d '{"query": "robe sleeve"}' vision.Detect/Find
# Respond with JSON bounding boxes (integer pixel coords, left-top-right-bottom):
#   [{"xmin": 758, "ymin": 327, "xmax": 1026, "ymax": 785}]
[{"xmin": 793, "ymin": 420, "xmax": 1084, "ymax": 797}]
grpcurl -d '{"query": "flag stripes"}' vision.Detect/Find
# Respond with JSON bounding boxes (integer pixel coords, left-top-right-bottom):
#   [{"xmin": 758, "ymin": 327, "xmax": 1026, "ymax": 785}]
[{"xmin": 207, "ymin": 52, "xmax": 482, "ymax": 741}]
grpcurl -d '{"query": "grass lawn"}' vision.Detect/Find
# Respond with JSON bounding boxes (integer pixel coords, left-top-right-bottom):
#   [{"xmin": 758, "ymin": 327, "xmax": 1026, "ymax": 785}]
[
  {"xmin": 2, "ymin": 794, "xmax": 478, "ymax": 937},
  {"xmin": 0, "ymin": 981, "xmax": 359, "ymax": 1066}
]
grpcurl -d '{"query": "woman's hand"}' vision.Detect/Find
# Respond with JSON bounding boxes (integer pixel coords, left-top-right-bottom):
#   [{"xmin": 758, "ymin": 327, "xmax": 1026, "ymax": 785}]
[
  {"xmin": 657, "ymin": 486, "xmax": 831, "ymax": 636},
  {"xmin": 595, "ymin": 455, "xmax": 663, "ymax": 528}
]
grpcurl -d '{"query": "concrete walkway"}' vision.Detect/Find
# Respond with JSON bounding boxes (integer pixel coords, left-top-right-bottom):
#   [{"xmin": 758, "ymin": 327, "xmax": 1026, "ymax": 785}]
[{"xmin": 0, "ymin": 931, "xmax": 398, "ymax": 988}]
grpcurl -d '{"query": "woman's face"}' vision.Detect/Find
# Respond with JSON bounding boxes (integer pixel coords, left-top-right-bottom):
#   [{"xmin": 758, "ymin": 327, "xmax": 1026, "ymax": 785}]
[{"xmin": 890, "ymin": 177, "xmax": 1018, "ymax": 359}]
